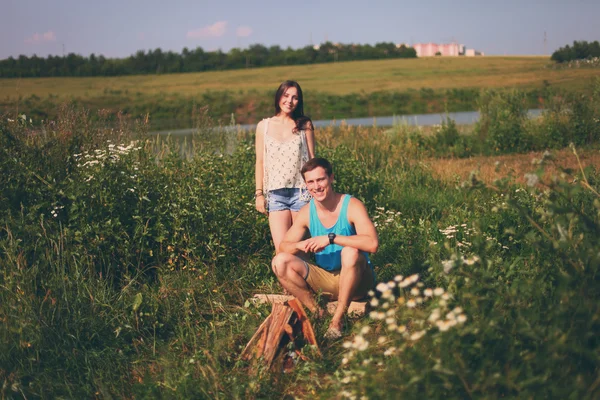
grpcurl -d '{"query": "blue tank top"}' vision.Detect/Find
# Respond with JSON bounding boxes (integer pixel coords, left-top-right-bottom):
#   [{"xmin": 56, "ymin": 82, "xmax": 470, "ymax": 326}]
[{"xmin": 309, "ymin": 194, "xmax": 372, "ymax": 271}]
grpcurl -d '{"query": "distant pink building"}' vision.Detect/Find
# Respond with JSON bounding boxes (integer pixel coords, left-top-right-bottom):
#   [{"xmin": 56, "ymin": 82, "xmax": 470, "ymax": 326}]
[
  {"xmin": 408, "ymin": 42, "xmax": 484, "ymax": 57},
  {"xmin": 412, "ymin": 43, "xmax": 465, "ymax": 57}
]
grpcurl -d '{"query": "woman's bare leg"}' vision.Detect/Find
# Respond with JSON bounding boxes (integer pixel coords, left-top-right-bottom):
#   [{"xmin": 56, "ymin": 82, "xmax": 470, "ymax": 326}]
[
  {"xmin": 291, "ymin": 210, "xmax": 300, "ymax": 223},
  {"xmin": 268, "ymin": 210, "xmax": 293, "ymax": 254}
]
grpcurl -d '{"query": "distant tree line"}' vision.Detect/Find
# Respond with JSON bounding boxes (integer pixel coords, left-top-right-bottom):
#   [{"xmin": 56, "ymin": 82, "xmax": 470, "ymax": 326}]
[
  {"xmin": 551, "ymin": 40, "xmax": 600, "ymax": 63},
  {"xmin": 0, "ymin": 42, "xmax": 416, "ymax": 78}
]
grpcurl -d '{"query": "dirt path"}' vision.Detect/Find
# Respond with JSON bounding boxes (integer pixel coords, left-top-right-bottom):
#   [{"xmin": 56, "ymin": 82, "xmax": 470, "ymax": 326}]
[{"xmin": 421, "ymin": 148, "xmax": 600, "ymax": 185}]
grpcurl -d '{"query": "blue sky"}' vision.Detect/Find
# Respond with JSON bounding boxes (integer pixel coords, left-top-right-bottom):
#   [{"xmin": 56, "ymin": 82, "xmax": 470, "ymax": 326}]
[{"xmin": 2, "ymin": 0, "xmax": 598, "ymax": 60}]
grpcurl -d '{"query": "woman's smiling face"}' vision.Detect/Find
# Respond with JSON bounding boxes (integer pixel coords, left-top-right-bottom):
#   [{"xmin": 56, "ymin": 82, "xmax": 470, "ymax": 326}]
[{"xmin": 278, "ymin": 86, "xmax": 299, "ymax": 115}]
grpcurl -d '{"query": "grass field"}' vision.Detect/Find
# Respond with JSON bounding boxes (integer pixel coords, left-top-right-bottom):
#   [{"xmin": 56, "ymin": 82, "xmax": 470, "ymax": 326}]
[
  {"xmin": 4, "ymin": 56, "xmax": 599, "ymax": 128},
  {"xmin": 2, "ymin": 107, "xmax": 599, "ymax": 398},
  {"xmin": 1, "ymin": 56, "xmax": 598, "ymax": 101},
  {"xmin": 1, "ymin": 86, "xmax": 599, "ymax": 397}
]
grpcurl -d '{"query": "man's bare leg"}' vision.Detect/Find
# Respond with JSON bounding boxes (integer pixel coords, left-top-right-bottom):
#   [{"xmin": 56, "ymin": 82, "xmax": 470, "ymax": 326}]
[
  {"xmin": 272, "ymin": 252, "xmax": 319, "ymax": 313},
  {"xmin": 329, "ymin": 247, "xmax": 368, "ymax": 332}
]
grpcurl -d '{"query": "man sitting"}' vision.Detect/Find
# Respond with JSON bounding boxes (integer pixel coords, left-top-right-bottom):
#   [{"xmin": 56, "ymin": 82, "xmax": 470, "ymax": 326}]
[{"xmin": 272, "ymin": 157, "xmax": 378, "ymax": 339}]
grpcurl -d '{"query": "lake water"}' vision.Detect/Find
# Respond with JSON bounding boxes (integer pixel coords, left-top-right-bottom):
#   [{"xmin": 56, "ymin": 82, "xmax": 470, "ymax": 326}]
[{"xmin": 151, "ymin": 109, "xmax": 543, "ymax": 136}]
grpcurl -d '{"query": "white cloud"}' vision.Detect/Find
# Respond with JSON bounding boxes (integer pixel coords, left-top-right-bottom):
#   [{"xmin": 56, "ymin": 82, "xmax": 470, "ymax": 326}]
[
  {"xmin": 187, "ymin": 21, "xmax": 227, "ymax": 39},
  {"xmin": 24, "ymin": 31, "xmax": 56, "ymax": 44},
  {"xmin": 236, "ymin": 26, "xmax": 253, "ymax": 38}
]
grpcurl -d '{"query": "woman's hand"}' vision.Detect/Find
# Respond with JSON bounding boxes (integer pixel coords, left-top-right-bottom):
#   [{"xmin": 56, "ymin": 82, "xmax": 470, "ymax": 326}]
[{"xmin": 255, "ymin": 195, "xmax": 267, "ymax": 215}]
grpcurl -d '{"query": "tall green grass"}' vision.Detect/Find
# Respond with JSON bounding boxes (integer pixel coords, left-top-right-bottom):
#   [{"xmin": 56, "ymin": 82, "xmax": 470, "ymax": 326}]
[
  {"xmin": 1, "ymin": 93, "xmax": 599, "ymax": 398},
  {"xmin": 382, "ymin": 79, "xmax": 600, "ymax": 158}
]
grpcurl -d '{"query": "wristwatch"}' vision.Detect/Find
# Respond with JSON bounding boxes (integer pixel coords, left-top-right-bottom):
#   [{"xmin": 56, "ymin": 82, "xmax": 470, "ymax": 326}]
[{"xmin": 328, "ymin": 232, "xmax": 336, "ymax": 245}]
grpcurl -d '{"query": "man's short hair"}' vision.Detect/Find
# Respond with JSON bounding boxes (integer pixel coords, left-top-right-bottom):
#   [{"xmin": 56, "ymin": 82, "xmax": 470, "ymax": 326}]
[{"xmin": 301, "ymin": 157, "xmax": 333, "ymax": 179}]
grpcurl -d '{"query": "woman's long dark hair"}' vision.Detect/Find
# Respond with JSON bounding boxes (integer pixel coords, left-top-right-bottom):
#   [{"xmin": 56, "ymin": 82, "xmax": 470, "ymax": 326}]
[{"xmin": 274, "ymin": 80, "xmax": 312, "ymax": 132}]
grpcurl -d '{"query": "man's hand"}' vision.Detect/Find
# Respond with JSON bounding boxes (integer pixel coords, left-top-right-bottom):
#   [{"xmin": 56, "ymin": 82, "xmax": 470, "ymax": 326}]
[{"xmin": 297, "ymin": 236, "xmax": 330, "ymax": 253}]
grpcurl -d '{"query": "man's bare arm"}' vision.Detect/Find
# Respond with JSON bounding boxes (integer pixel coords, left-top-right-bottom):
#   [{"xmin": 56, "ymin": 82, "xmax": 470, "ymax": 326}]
[
  {"xmin": 278, "ymin": 206, "xmax": 310, "ymax": 254},
  {"xmin": 336, "ymin": 197, "xmax": 379, "ymax": 253}
]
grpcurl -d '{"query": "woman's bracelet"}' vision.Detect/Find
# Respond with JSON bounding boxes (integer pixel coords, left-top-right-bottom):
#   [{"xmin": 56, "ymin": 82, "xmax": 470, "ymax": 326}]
[{"xmin": 254, "ymin": 189, "xmax": 264, "ymax": 199}]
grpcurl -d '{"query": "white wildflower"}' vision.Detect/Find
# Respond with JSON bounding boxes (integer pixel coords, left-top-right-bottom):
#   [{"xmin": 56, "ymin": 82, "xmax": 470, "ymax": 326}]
[
  {"xmin": 409, "ymin": 330, "xmax": 426, "ymax": 341},
  {"xmin": 464, "ymin": 256, "xmax": 480, "ymax": 265},
  {"xmin": 355, "ymin": 337, "xmax": 369, "ymax": 352},
  {"xmin": 384, "ymin": 347, "xmax": 396, "ymax": 356},
  {"xmin": 428, "ymin": 309, "xmax": 441, "ymax": 323},
  {"xmin": 376, "ymin": 282, "xmax": 389, "ymax": 293},
  {"xmin": 442, "ymin": 259, "xmax": 454, "ymax": 274},
  {"xmin": 399, "ymin": 273, "xmax": 419, "ymax": 288},
  {"xmin": 524, "ymin": 173, "xmax": 539, "ymax": 187},
  {"xmin": 436, "ymin": 320, "xmax": 450, "ymax": 332},
  {"xmin": 369, "ymin": 309, "xmax": 384, "ymax": 320}
]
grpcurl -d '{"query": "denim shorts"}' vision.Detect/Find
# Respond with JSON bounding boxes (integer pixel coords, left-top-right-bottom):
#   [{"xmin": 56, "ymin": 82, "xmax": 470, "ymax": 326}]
[{"xmin": 267, "ymin": 188, "xmax": 309, "ymax": 212}]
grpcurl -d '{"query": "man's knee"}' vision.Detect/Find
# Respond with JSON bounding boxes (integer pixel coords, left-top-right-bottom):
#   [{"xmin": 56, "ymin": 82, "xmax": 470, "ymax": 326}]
[
  {"xmin": 271, "ymin": 252, "xmax": 295, "ymax": 277},
  {"xmin": 341, "ymin": 247, "xmax": 361, "ymax": 267}
]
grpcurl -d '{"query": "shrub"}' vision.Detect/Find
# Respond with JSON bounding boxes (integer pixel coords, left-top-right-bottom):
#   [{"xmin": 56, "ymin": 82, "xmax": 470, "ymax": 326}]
[
  {"xmin": 477, "ymin": 90, "xmax": 530, "ymax": 153},
  {"xmin": 330, "ymin": 148, "xmax": 600, "ymax": 399}
]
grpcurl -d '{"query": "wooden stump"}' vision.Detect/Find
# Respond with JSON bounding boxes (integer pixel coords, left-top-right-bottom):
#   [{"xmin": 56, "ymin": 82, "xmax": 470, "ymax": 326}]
[
  {"xmin": 241, "ymin": 298, "xmax": 320, "ymax": 372},
  {"xmin": 251, "ymin": 293, "xmax": 369, "ymax": 316}
]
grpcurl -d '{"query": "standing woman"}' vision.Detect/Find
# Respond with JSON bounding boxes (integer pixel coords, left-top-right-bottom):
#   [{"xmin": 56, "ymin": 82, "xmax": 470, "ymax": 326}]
[{"xmin": 255, "ymin": 80, "xmax": 316, "ymax": 253}]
